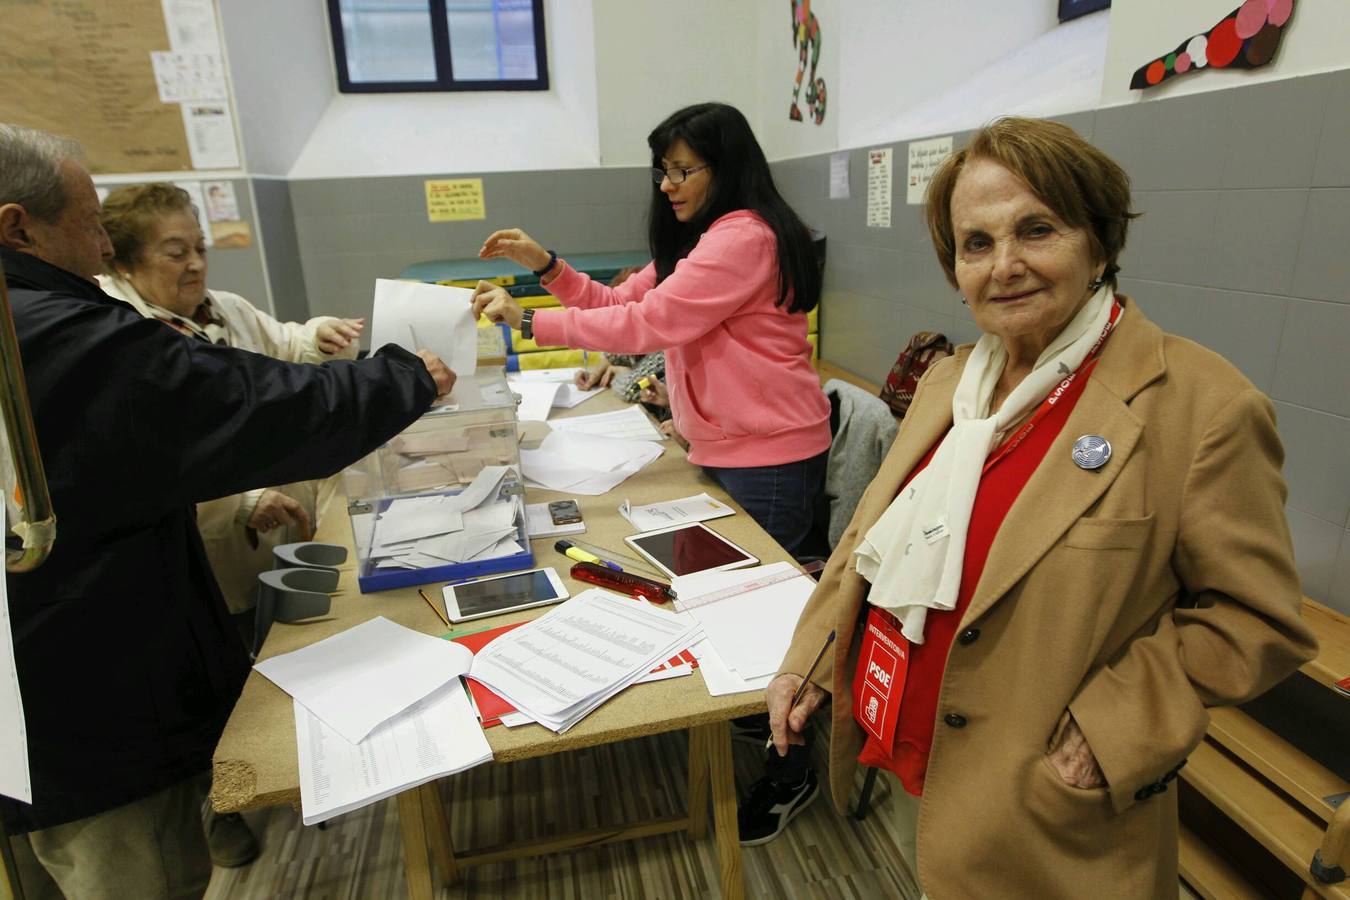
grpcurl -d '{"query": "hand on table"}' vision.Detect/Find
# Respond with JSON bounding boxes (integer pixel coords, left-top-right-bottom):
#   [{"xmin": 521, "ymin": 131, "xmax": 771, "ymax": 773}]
[
  {"xmin": 638, "ymin": 377, "xmax": 669, "ymax": 407},
  {"xmin": 415, "ymin": 350, "xmax": 457, "ymax": 397},
  {"xmin": 316, "ymin": 317, "xmax": 364, "ymax": 354},
  {"xmin": 471, "ymin": 281, "xmax": 525, "ymax": 330},
  {"xmin": 248, "ymin": 490, "xmax": 313, "ymax": 540},
  {"xmin": 766, "ymin": 673, "xmax": 827, "ymax": 758},
  {"xmin": 1046, "ymin": 713, "xmax": 1107, "ymax": 788},
  {"xmin": 658, "ymin": 419, "xmax": 688, "ymax": 450},
  {"xmin": 478, "ymin": 228, "xmax": 551, "ymax": 274},
  {"xmin": 576, "ymin": 360, "xmax": 627, "ymax": 389}
]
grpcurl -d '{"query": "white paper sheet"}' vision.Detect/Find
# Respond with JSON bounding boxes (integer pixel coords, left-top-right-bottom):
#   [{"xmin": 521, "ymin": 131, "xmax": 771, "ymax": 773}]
[
  {"xmin": 371, "ymin": 495, "xmax": 464, "ymax": 549},
  {"xmin": 0, "ymin": 508, "xmax": 30, "ymax": 803},
  {"xmin": 619, "ymin": 492, "xmax": 734, "ymax": 532},
  {"xmin": 254, "ymin": 617, "xmax": 472, "ymax": 744},
  {"xmin": 296, "ymin": 682, "xmax": 491, "ymax": 825},
  {"xmin": 182, "ymin": 104, "xmax": 240, "ymax": 169},
  {"xmin": 830, "ymin": 151, "xmax": 851, "ymax": 199},
  {"xmin": 161, "ymin": 0, "xmax": 224, "ymax": 52},
  {"xmin": 512, "ymin": 382, "xmax": 561, "ymax": 421},
  {"xmin": 151, "ymin": 50, "xmax": 227, "ymax": 102},
  {"xmin": 673, "ymin": 563, "xmax": 816, "ymax": 680},
  {"xmin": 867, "ymin": 147, "xmax": 893, "ymax": 228},
  {"xmin": 468, "ymin": 590, "xmax": 701, "ymax": 732},
  {"xmin": 523, "ymin": 502, "xmax": 586, "ymax": 538},
  {"xmin": 507, "ymin": 367, "xmax": 582, "ymax": 383},
  {"xmin": 520, "ymin": 431, "xmax": 663, "ymax": 496},
  {"xmin": 370, "ymin": 279, "xmax": 478, "ymax": 376},
  {"xmin": 549, "ymin": 406, "xmax": 664, "ymax": 442},
  {"xmin": 552, "ymin": 383, "xmax": 603, "ymax": 409},
  {"xmin": 690, "ymin": 639, "xmax": 774, "ymax": 696}
]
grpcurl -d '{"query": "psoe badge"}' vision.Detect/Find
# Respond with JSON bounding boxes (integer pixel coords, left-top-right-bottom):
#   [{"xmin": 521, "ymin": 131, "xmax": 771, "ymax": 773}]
[{"xmin": 1072, "ymin": 434, "xmax": 1112, "ymax": 470}]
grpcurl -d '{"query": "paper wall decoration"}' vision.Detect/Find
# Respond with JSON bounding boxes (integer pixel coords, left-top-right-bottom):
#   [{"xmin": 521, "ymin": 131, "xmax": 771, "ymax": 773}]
[
  {"xmin": 789, "ymin": 1, "xmax": 827, "ymax": 125},
  {"xmin": 1130, "ymin": 0, "xmax": 1295, "ymax": 90}
]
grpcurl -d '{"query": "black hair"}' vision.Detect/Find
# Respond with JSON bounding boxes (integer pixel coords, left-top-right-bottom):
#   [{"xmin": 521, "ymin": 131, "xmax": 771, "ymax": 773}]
[{"xmin": 646, "ymin": 103, "xmax": 820, "ymax": 314}]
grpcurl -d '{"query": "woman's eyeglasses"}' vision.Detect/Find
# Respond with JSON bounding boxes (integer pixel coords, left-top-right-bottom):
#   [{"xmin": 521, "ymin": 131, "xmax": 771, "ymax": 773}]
[{"xmin": 650, "ymin": 164, "xmax": 710, "ymax": 185}]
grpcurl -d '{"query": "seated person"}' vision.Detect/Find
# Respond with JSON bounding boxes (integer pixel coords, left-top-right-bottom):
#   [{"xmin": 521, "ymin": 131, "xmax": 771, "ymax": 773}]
[
  {"xmin": 577, "ymin": 351, "xmax": 671, "ymax": 422},
  {"xmin": 97, "ymin": 183, "xmax": 363, "ymax": 637}
]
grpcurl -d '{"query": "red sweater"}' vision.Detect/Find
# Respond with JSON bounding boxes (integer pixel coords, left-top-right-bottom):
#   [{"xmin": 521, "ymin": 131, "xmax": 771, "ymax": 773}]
[
  {"xmin": 858, "ymin": 361, "xmax": 1092, "ymax": 795},
  {"xmin": 532, "ymin": 211, "xmax": 831, "ymax": 468}
]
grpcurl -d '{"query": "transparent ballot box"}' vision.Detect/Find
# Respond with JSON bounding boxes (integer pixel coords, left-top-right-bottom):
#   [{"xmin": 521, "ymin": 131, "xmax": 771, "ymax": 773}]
[{"xmin": 343, "ymin": 371, "xmax": 532, "ymax": 593}]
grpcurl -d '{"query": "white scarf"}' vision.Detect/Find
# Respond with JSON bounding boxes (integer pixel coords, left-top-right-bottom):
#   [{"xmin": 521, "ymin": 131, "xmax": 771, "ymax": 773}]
[{"xmin": 853, "ymin": 286, "xmax": 1117, "ymax": 643}]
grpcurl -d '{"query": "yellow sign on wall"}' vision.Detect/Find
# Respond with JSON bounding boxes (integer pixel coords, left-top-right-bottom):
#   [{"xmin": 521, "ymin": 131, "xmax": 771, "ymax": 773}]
[{"xmin": 425, "ymin": 178, "xmax": 486, "ymax": 222}]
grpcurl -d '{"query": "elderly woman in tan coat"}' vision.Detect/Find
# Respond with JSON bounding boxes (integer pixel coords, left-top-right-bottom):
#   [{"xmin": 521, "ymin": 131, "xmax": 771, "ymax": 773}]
[{"xmin": 770, "ymin": 117, "xmax": 1317, "ymax": 898}]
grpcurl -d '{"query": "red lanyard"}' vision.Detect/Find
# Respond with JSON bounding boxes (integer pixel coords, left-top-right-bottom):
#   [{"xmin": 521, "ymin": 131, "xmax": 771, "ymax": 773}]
[{"xmin": 981, "ymin": 299, "xmax": 1122, "ymax": 475}]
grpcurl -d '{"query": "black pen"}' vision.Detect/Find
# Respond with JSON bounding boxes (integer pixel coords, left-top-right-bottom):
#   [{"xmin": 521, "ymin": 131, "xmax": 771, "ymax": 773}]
[{"xmin": 766, "ymin": 629, "xmax": 836, "ymax": 750}]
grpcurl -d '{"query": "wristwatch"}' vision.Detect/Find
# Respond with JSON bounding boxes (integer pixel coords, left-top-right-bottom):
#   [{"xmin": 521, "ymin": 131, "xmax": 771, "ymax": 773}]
[{"xmin": 520, "ymin": 308, "xmax": 535, "ymax": 340}]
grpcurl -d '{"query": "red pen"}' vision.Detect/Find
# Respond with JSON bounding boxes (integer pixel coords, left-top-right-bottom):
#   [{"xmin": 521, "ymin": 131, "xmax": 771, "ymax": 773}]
[{"xmin": 570, "ymin": 562, "xmax": 677, "ymax": 604}]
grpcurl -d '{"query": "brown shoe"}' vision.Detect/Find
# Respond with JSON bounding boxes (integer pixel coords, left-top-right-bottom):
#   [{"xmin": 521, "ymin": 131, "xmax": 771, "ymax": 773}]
[{"xmin": 206, "ymin": 811, "xmax": 259, "ymax": 868}]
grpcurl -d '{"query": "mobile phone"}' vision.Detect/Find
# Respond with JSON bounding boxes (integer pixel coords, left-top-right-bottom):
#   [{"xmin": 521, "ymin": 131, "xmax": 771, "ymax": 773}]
[
  {"xmin": 441, "ymin": 567, "xmax": 569, "ymax": 623},
  {"xmin": 548, "ymin": 499, "xmax": 583, "ymax": 525}
]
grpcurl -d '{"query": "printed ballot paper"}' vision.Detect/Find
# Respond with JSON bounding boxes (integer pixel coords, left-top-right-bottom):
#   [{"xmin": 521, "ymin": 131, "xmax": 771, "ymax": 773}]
[
  {"xmin": 467, "ymin": 589, "xmax": 702, "ymax": 733},
  {"xmin": 295, "ymin": 682, "xmax": 491, "ymax": 825},
  {"xmin": 254, "ymin": 616, "xmax": 472, "ymax": 744},
  {"xmin": 370, "ymin": 279, "xmax": 478, "ymax": 376},
  {"xmin": 620, "ymin": 492, "xmax": 734, "ymax": 532}
]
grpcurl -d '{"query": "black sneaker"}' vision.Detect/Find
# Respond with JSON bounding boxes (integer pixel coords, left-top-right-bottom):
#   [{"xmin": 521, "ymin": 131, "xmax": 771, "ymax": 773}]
[
  {"xmin": 729, "ymin": 714, "xmax": 771, "ymax": 747},
  {"xmin": 737, "ymin": 769, "xmax": 819, "ymax": 846}
]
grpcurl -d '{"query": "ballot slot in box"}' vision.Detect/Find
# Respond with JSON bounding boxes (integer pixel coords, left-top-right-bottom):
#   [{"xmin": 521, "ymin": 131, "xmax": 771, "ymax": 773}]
[{"xmin": 343, "ymin": 370, "xmax": 533, "ymax": 593}]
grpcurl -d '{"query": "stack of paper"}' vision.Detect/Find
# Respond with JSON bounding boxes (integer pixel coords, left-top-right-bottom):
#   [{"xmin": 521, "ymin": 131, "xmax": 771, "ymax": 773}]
[
  {"xmin": 672, "ymin": 563, "xmax": 817, "ymax": 696},
  {"xmin": 467, "ymin": 589, "xmax": 702, "ymax": 732},
  {"xmin": 368, "ymin": 466, "xmax": 524, "ymax": 570},
  {"xmin": 520, "ymin": 431, "xmax": 663, "ymax": 496},
  {"xmin": 255, "ymin": 616, "xmax": 494, "ymax": 824},
  {"xmin": 549, "ymin": 406, "xmax": 665, "ymax": 442},
  {"xmin": 506, "ymin": 369, "xmax": 602, "ymax": 410},
  {"xmin": 295, "ymin": 684, "xmax": 490, "ymax": 825},
  {"xmin": 620, "ymin": 492, "xmax": 735, "ymax": 531}
]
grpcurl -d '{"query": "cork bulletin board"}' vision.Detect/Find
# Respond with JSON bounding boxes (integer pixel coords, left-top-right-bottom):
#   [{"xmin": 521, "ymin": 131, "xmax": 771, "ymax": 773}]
[{"xmin": 0, "ymin": 0, "xmax": 239, "ymax": 174}]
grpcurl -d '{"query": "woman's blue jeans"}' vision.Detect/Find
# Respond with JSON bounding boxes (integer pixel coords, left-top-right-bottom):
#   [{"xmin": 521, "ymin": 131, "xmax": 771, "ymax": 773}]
[{"xmin": 702, "ymin": 449, "xmax": 828, "ymax": 559}]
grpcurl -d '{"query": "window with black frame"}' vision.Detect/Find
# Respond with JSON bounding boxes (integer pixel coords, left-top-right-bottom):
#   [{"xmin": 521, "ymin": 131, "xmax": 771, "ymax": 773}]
[
  {"xmin": 1058, "ymin": 0, "xmax": 1110, "ymax": 22},
  {"xmin": 328, "ymin": 0, "xmax": 548, "ymax": 93}
]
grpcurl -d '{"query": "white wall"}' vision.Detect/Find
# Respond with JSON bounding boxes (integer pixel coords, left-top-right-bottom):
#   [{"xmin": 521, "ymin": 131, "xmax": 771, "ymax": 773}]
[
  {"xmin": 218, "ymin": 0, "xmax": 334, "ymax": 176},
  {"xmin": 591, "ymin": 0, "xmax": 761, "ymax": 166},
  {"xmin": 287, "ymin": 0, "xmax": 600, "ymax": 178},
  {"xmin": 835, "ymin": 0, "xmax": 1062, "ymax": 151},
  {"xmin": 1100, "ymin": 0, "xmax": 1350, "ymax": 107},
  {"xmin": 753, "ymin": 0, "xmax": 840, "ymax": 162}
]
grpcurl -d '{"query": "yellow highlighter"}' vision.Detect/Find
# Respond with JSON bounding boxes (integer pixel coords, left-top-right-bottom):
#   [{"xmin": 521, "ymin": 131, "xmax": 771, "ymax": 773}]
[
  {"xmin": 637, "ymin": 376, "xmax": 652, "ymax": 390},
  {"xmin": 555, "ymin": 540, "xmax": 621, "ymax": 571}
]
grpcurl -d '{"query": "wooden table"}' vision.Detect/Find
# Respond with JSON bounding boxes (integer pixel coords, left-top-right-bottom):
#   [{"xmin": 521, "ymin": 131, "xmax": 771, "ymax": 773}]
[{"xmin": 210, "ymin": 391, "xmax": 791, "ymax": 900}]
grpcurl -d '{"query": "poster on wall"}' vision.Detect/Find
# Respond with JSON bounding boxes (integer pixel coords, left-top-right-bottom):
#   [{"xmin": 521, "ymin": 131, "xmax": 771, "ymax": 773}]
[
  {"xmin": 203, "ymin": 181, "xmax": 252, "ymax": 248},
  {"xmin": 866, "ymin": 148, "xmax": 892, "ymax": 228},
  {"xmin": 426, "ymin": 179, "xmax": 487, "ymax": 222},
  {"xmin": 1130, "ymin": 0, "xmax": 1295, "ymax": 90},
  {"xmin": 907, "ymin": 137, "xmax": 952, "ymax": 206},
  {"xmin": 829, "ymin": 151, "xmax": 850, "ymax": 199},
  {"xmin": 788, "ymin": 1, "xmax": 827, "ymax": 125}
]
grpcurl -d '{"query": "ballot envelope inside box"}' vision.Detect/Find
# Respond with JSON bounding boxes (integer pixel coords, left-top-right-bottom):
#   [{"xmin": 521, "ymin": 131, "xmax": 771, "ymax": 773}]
[{"xmin": 342, "ymin": 370, "xmax": 533, "ymax": 592}]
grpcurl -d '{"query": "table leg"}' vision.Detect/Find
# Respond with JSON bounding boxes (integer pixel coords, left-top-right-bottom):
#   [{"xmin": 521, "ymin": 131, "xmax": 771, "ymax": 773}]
[
  {"xmin": 687, "ymin": 726, "xmax": 710, "ymax": 840},
  {"xmin": 704, "ymin": 720, "xmax": 745, "ymax": 900},
  {"xmin": 420, "ymin": 781, "xmax": 459, "ymax": 886},
  {"xmin": 396, "ymin": 788, "xmax": 434, "ymax": 900}
]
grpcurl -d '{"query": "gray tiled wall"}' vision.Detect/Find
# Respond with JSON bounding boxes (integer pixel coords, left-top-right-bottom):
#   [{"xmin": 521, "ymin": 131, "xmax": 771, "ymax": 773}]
[
  {"xmin": 287, "ymin": 169, "xmax": 651, "ymax": 325},
  {"xmin": 771, "ymin": 69, "xmax": 1350, "ymax": 615}
]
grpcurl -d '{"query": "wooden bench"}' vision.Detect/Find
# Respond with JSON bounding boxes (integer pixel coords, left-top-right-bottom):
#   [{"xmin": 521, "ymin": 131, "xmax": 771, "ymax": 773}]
[{"xmin": 1180, "ymin": 598, "xmax": 1350, "ymax": 899}]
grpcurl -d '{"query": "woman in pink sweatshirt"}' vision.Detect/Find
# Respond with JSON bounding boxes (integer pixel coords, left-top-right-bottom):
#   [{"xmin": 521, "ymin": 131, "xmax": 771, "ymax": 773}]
[{"xmin": 473, "ymin": 102, "xmax": 831, "ymax": 558}]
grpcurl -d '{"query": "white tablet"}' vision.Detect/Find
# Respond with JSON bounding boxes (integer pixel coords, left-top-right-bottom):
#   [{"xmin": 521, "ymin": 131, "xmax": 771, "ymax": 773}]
[
  {"xmin": 441, "ymin": 568, "xmax": 569, "ymax": 623},
  {"xmin": 623, "ymin": 522, "xmax": 758, "ymax": 579}
]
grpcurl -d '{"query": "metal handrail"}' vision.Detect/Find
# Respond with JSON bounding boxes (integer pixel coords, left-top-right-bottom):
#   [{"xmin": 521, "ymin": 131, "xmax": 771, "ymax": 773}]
[{"xmin": 0, "ymin": 257, "xmax": 55, "ymax": 571}]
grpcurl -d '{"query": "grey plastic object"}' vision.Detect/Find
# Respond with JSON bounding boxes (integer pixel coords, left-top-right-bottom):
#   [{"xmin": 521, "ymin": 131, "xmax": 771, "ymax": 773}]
[
  {"xmin": 251, "ymin": 567, "xmax": 339, "ymax": 658},
  {"xmin": 273, "ymin": 541, "xmax": 347, "ymax": 571}
]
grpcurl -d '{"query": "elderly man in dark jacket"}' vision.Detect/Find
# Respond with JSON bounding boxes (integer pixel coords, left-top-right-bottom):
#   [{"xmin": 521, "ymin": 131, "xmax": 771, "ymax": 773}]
[{"xmin": 0, "ymin": 122, "xmax": 454, "ymax": 899}]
